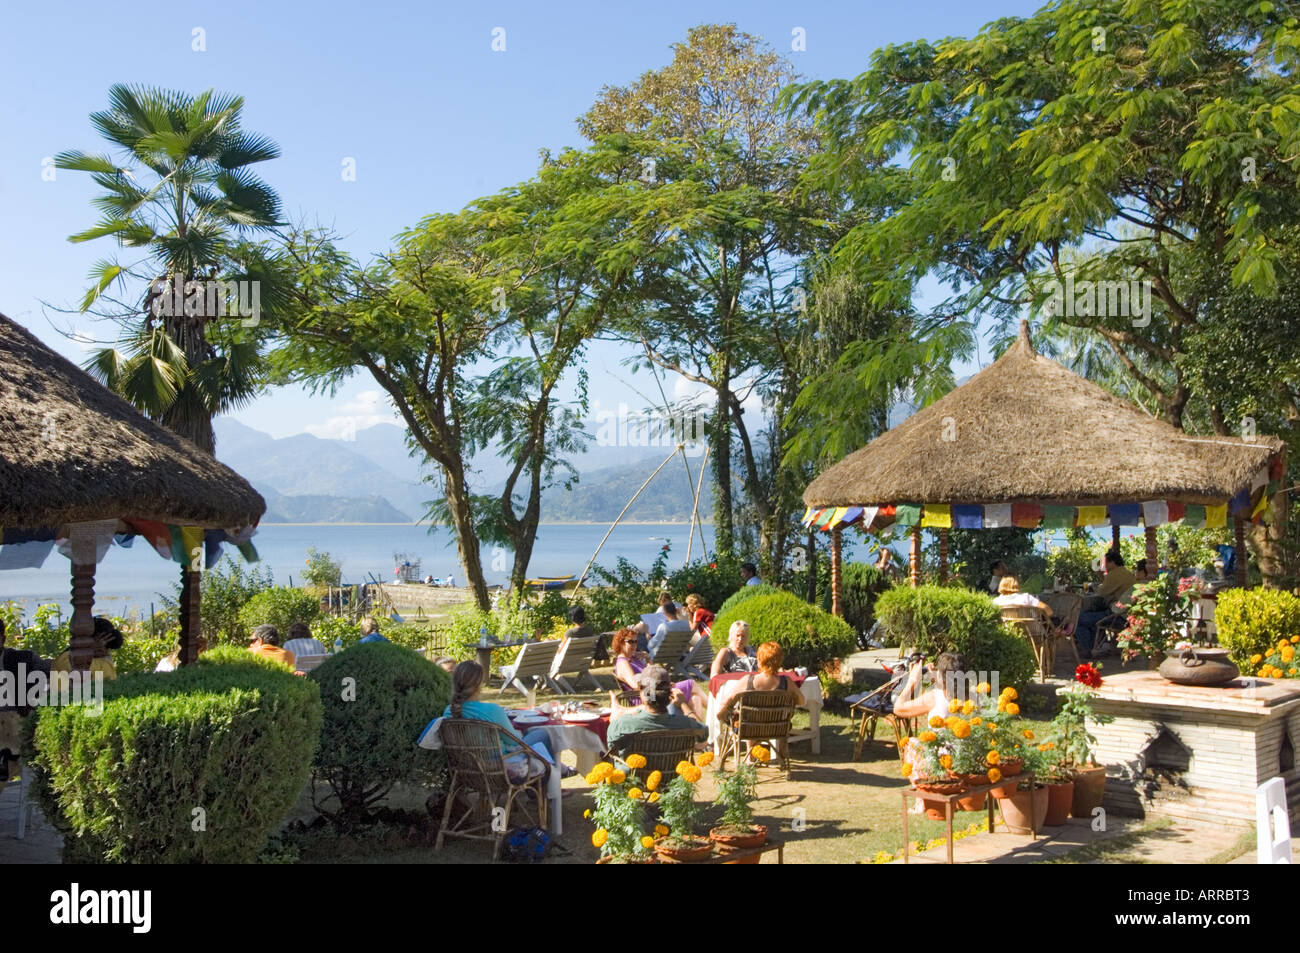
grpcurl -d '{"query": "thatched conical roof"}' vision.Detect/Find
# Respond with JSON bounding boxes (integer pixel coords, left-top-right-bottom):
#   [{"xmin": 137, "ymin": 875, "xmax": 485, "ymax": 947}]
[
  {"xmin": 804, "ymin": 322, "xmax": 1281, "ymax": 509},
  {"xmin": 0, "ymin": 312, "xmax": 265, "ymax": 528}
]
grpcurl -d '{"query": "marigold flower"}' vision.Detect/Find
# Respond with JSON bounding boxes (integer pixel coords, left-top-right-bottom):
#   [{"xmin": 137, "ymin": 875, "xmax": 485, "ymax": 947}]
[
  {"xmin": 919, "ymin": 730, "xmax": 938, "ymax": 744},
  {"xmin": 592, "ymin": 829, "xmax": 608, "ymax": 848},
  {"xmin": 951, "ymin": 720, "xmax": 971, "ymax": 739},
  {"xmin": 976, "ymin": 682, "xmax": 991, "ymax": 694},
  {"xmin": 1037, "ymin": 744, "xmax": 1048, "ymax": 751},
  {"xmin": 628, "ymin": 788, "xmax": 643, "ymax": 800},
  {"xmin": 969, "ymin": 717, "xmax": 982, "ymax": 726},
  {"xmin": 751, "ymin": 745, "xmax": 772, "ymax": 763},
  {"xmin": 696, "ymin": 751, "xmax": 714, "ymax": 767},
  {"xmin": 1000, "ymin": 687, "xmax": 1017, "ymax": 701},
  {"xmin": 1022, "ymin": 729, "xmax": 1034, "ymax": 740},
  {"xmin": 1005, "ymin": 703, "xmax": 1020, "ymax": 716},
  {"xmin": 901, "ymin": 762, "xmax": 913, "ymax": 777},
  {"xmin": 1044, "ymin": 742, "xmax": 1055, "ymax": 750},
  {"xmin": 648, "ymin": 792, "xmax": 660, "ymax": 803},
  {"xmin": 996, "ymin": 699, "xmax": 1007, "ymax": 713},
  {"xmin": 929, "ymin": 715, "xmax": 945, "ymax": 728},
  {"xmin": 962, "ymin": 700, "xmax": 975, "ymax": 715},
  {"xmin": 640, "ymin": 835, "xmax": 655, "ymax": 849},
  {"xmin": 646, "ymin": 770, "xmax": 662, "ymax": 791},
  {"xmin": 948, "ymin": 699, "xmax": 961, "ymax": 713},
  {"xmin": 939, "ymin": 754, "xmax": 953, "ymax": 769},
  {"xmin": 609, "ymin": 770, "xmax": 626, "ymax": 784},
  {"xmin": 987, "ymin": 767, "xmax": 1002, "ymax": 783},
  {"xmin": 1251, "ymin": 654, "xmax": 1264, "ymax": 665},
  {"xmin": 1281, "ymin": 641, "xmax": 1292, "ymax": 653},
  {"xmin": 583, "ymin": 809, "xmax": 591, "ymax": 818},
  {"xmin": 675, "ymin": 761, "xmax": 693, "ymax": 776},
  {"xmin": 1292, "ymin": 636, "xmax": 1299, "ymax": 644},
  {"xmin": 625, "ymin": 754, "xmax": 647, "ymax": 770},
  {"xmin": 584, "ymin": 771, "xmax": 601, "ymax": 785},
  {"xmin": 986, "ymin": 751, "xmax": 1000, "ymax": 764},
  {"xmin": 655, "ymin": 824, "xmax": 669, "ymax": 837}
]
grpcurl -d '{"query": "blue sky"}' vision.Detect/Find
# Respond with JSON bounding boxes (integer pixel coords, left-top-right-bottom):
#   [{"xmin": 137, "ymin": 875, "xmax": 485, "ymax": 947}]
[{"xmin": 1, "ymin": 0, "xmax": 1043, "ymax": 441}]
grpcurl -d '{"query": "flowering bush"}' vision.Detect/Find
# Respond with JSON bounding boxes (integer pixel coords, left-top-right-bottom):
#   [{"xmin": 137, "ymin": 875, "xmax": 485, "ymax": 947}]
[
  {"xmin": 1117, "ymin": 575, "xmax": 1202, "ymax": 663},
  {"xmin": 656, "ymin": 754, "xmax": 710, "ymax": 846},
  {"xmin": 584, "ymin": 759, "xmax": 651, "ymax": 861},
  {"xmin": 1051, "ymin": 664, "xmax": 1112, "ymax": 769},
  {"xmin": 1217, "ymin": 588, "xmax": 1300, "ymax": 670},
  {"xmin": 1252, "ymin": 635, "xmax": 1300, "ymax": 679},
  {"xmin": 908, "ymin": 684, "xmax": 1030, "ymax": 786},
  {"xmin": 713, "ymin": 748, "xmax": 764, "ymax": 831}
]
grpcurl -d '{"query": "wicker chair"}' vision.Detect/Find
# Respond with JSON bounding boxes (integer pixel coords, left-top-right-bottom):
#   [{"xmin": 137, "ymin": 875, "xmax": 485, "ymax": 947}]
[
  {"xmin": 1041, "ymin": 592, "xmax": 1084, "ymax": 673},
  {"xmin": 849, "ymin": 680, "xmax": 915, "ymax": 763},
  {"xmin": 1001, "ymin": 604, "xmax": 1052, "ymax": 682},
  {"xmin": 717, "ymin": 690, "xmax": 797, "ymax": 778},
  {"xmin": 435, "ymin": 718, "xmax": 550, "ymax": 859},
  {"xmin": 610, "ymin": 729, "xmax": 702, "ymax": 775}
]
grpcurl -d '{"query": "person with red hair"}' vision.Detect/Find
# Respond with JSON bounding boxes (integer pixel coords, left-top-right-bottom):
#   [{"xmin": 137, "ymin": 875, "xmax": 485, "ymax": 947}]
[
  {"xmin": 610, "ymin": 626, "xmax": 706, "ymax": 720},
  {"xmin": 713, "ymin": 641, "xmax": 804, "ymax": 720}
]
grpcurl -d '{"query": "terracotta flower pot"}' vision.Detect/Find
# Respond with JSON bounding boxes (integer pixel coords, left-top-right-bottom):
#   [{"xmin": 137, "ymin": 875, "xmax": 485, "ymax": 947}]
[
  {"xmin": 1043, "ymin": 780, "xmax": 1074, "ymax": 826},
  {"xmin": 709, "ymin": 824, "xmax": 768, "ymax": 850},
  {"xmin": 956, "ymin": 791, "xmax": 987, "ymax": 812},
  {"xmin": 997, "ymin": 783, "xmax": 1048, "ymax": 834},
  {"xmin": 1070, "ymin": 764, "xmax": 1108, "ymax": 818},
  {"xmin": 999, "ymin": 757, "xmax": 1024, "ymax": 777},
  {"xmin": 989, "ymin": 778, "xmax": 1019, "ymax": 799},
  {"xmin": 654, "ymin": 835, "xmax": 714, "ymax": 862}
]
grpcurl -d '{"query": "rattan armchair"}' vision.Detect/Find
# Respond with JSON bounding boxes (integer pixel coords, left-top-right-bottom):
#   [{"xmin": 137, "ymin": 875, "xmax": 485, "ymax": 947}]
[
  {"xmin": 1001, "ymin": 604, "xmax": 1052, "ymax": 682},
  {"xmin": 610, "ymin": 728, "xmax": 702, "ymax": 775},
  {"xmin": 434, "ymin": 718, "xmax": 550, "ymax": 859},
  {"xmin": 716, "ymin": 690, "xmax": 797, "ymax": 778}
]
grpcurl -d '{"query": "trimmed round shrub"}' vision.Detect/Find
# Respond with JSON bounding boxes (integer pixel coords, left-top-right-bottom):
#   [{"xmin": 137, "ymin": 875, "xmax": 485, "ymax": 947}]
[
  {"xmin": 711, "ymin": 591, "xmax": 856, "ymax": 673},
  {"xmin": 27, "ymin": 645, "xmax": 322, "ymax": 863},
  {"xmin": 874, "ymin": 584, "xmax": 1037, "ymax": 689},
  {"xmin": 237, "ymin": 585, "xmax": 321, "ymax": 637},
  {"xmin": 816, "ymin": 562, "xmax": 892, "ymax": 635},
  {"xmin": 717, "ymin": 583, "xmax": 781, "ymax": 618},
  {"xmin": 309, "ymin": 641, "xmax": 451, "ymax": 823},
  {"xmin": 1216, "ymin": 588, "xmax": 1300, "ymax": 669}
]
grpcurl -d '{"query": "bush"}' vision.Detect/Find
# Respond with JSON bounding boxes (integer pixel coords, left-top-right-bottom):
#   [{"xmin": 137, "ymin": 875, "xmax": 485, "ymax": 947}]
[
  {"xmin": 1045, "ymin": 532, "xmax": 1103, "ymax": 589},
  {"xmin": 114, "ymin": 633, "xmax": 175, "ymax": 675},
  {"xmin": 303, "ymin": 547, "xmax": 343, "ymax": 588},
  {"xmin": 161, "ymin": 555, "xmax": 273, "ymax": 646},
  {"xmin": 664, "ymin": 555, "xmax": 744, "ymax": 617},
  {"xmin": 815, "ymin": 563, "xmax": 892, "ymax": 636},
  {"xmin": 1216, "ymin": 588, "xmax": 1300, "ymax": 669},
  {"xmin": 237, "ymin": 586, "xmax": 321, "ymax": 638},
  {"xmin": 711, "ymin": 591, "xmax": 855, "ymax": 673},
  {"xmin": 27, "ymin": 645, "xmax": 321, "ymax": 862},
  {"xmin": 309, "ymin": 641, "xmax": 450, "ymax": 823},
  {"xmin": 717, "ymin": 583, "xmax": 781, "ymax": 618},
  {"xmin": 874, "ymin": 584, "xmax": 1037, "ymax": 689}
]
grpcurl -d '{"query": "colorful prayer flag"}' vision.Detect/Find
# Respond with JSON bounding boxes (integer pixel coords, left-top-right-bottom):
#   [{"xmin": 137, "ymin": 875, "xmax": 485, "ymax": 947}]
[
  {"xmin": 1043, "ymin": 506, "xmax": 1075, "ymax": 530},
  {"xmin": 1205, "ymin": 504, "xmax": 1227, "ymax": 528},
  {"xmin": 983, "ymin": 504, "xmax": 1012, "ymax": 528},
  {"xmin": 953, "ymin": 505, "xmax": 983, "ymax": 529},
  {"xmin": 921, "ymin": 504, "xmax": 952, "ymax": 529},
  {"xmin": 894, "ymin": 504, "xmax": 921, "ymax": 528},
  {"xmin": 1076, "ymin": 506, "xmax": 1108, "ymax": 527},
  {"xmin": 1011, "ymin": 504, "xmax": 1044, "ymax": 528}
]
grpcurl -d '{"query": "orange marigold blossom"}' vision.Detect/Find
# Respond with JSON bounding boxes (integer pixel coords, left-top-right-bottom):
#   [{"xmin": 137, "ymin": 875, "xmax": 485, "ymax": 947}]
[
  {"xmin": 919, "ymin": 731, "xmax": 938, "ymax": 743},
  {"xmin": 976, "ymin": 682, "xmax": 991, "ymax": 694},
  {"xmin": 962, "ymin": 700, "xmax": 975, "ymax": 715},
  {"xmin": 696, "ymin": 751, "xmax": 714, "ymax": 767},
  {"xmin": 646, "ymin": 770, "xmax": 662, "ymax": 791},
  {"xmin": 986, "ymin": 751, "xmax": 1000, "ymax": 764},
  {"xmin": 648, "ymin": 792, "xmax": 660, "ymax": 803},
  {"xmin": 969, "ymin": 717, "xmax": 982, "ymax": 726},
  {"xmin": 627, "ymin": 788, "xmax": 643, "ymax": 800},
  {"xmin": 609, "ymin": 770, "xmax": 626, "ymax": 784},
  {"xmin": 654, "ymin": 824, "xmax": 669, "ymax": 837},
  {"xmin": 948, "ymin": 699, "xmax": 961, "ymax": 713},
  {"xmin": 1022, "ymin": 730, "xmax": 1034, "ymax": 740},
  {"xmin": 939, "ymin": 754, "xmax": 953, "ymax": 769},
  {"xmin": 592, "ymin": 829, "xmax": 608, "ymax": 848},
  {"xmin": 640, "ymin": 836, "xmax": 655, "ymax": 849},
  {"xmin": 901, "ymin": 763, "xmax": 913, "ymax": 777},
  {"xmin": 987, "ymin": 768, "xmax": 1002, "ymax": 783},
  {"xmin": 1005, "ymin": 703, "xmax": 1020, "ymax": 716},
  {"xmin": 929, "ymin": 716, "xmax": 945, "ymax": 728},
  {"xmin": 625, "ymin": 754, "xmax": 647, "ymax": 769}
]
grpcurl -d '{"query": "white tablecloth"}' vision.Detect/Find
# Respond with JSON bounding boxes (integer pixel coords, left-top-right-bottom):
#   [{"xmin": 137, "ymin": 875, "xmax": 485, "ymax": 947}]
[{"xmin": 706, "ymin": 676, "xmax": 822, "ymax": 754}]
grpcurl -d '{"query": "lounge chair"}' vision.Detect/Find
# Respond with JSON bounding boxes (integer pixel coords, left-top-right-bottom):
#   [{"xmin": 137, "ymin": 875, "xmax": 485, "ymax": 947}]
[
  {"xmin": 679, "ymin": 637, "xmax": 715, "ymax": 681},
  {"xmin": 648, "ymin": 626, "xmax": 694, "ymax": 674},
  {"xmin": 499, "ymin": 640, "xmax": 561, "ymax": 707},
  {"xmin": 547, "ymin": 634, "xmax": 601, "ymax": 693}
]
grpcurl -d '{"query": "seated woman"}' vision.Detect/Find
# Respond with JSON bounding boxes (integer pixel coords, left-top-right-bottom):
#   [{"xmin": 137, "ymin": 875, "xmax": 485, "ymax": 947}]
[
  {"xmin": 611, "ymin": 627, "xmax": 707, "ymax": 721},
  {"xmin": 992, "ymin": 576, "xmax": 1054, "ymax": 616},
  {"xmin": 442, "ymin": 660, "xmax": 555, "ymax": 769},
  {"xmin": 891, "ymin": 651, "xmax": 968, "ymax": 723},
  {"xmin": 711, "ymin": 620, "xmax": 758, "ymax": 677},
  {"xmin": 51, "ymin": 617, "xmax": 122, "ymax": 680},
  {"xmin": 684, "ymin": 594, "xmax": 715, "ymax": 641},
  {"xmin": 607, "ymin": 664, "xmax": 707, "ymax": 755},
  {"xmin": 713, "ymin": 641, "xmax": 804, "ymax": 720}
]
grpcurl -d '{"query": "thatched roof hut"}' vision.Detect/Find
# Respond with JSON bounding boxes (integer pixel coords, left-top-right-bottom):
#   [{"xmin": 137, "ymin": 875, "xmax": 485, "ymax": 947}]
[
  {"xmin": 0, "ymin": 312, "xmax": 264, "ymax": 529},
  {"xmin": 805, "ymin": 322, "xmax": 1280, "ymax": 510}
]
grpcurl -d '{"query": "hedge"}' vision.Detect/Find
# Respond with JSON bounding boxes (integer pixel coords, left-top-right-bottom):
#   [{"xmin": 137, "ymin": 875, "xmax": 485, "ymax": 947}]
[
  {"xmin": 1216, "ymin": 588, "xmax": 1300, "ymax": 669},
  {"xmin": 237, "ymin": 585, "xmax": 321, "ymax": 636},
  {"xmin": 27, "ymin": 645, "xmax": 321, "ymax": 863},
  {"xmin": 309, "ymin": 641, "xmax": 451, "ymax": 823},
  {"xmin": 711, "ymin": 591, "xmax": 855, "ymax": 674},
  {"xmin": 717, "ymin": 583, "xmax": 781, "ymax": 618},
  {"xmin": 874, "ymin": 584, "xmax": 1037, "ymax": 690}
]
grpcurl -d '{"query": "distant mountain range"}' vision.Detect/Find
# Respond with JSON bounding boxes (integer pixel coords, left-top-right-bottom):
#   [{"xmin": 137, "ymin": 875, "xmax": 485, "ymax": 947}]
[{"xmin": 214, "ymin": 418, "xmax": 714, "ymax": 524}]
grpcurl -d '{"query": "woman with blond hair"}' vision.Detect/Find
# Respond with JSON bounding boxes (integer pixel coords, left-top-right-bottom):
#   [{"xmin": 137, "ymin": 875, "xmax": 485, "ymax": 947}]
[{"xmin": 711, "ymin": 619, "xmax": 758, "ymax": 677}]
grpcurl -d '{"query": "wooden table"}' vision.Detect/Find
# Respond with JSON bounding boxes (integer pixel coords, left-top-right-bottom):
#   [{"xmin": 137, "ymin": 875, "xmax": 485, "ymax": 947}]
[
  {"xmin": 653, "ymin": 837, "xmax": 785, "ymax": 864},
  {"xmin": 474, "ymin": 637, "xmax": 531, "ymax": 676},
  {"xmin": 901, "ymin": 772, "xmax": 1038, "ymax": 864}
]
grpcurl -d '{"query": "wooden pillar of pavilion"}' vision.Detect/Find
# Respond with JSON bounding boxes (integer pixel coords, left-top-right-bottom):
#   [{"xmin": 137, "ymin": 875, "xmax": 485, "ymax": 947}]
[
  {"xmin": 1111, "ymin": 524, "xmax": 1121, "ymax": 550},
  {"xmin": 1144, "ymin": 526, "xmax": 1158, "ymax": 569},
  {"xmin": 68, "ymin": 562, "xmax": 96, "ymax": 672},
  {"xmin": 909, "ymin": 525, "xmax": 921, "ymax": 587},
  {"xmin": 938, "ymin": 528, "xmax": 950, "ymax": 584},
  {"xmin": 830, "ymin": 526, "xmax": 843, "ymax": 618},
  {"xmin": 1234, "ymin": 517, "xmax": 1248, "ymax": 587},
  {"xmin": 179, "ymin": 567, "xmax": 202, "ymax": 665},
  {"xmin": 806, "ymin": 528, "xmax": 818, "ymax": 604}
]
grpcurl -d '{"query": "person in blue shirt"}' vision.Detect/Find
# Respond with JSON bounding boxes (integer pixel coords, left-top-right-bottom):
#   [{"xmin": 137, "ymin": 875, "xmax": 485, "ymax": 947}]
[
  {"xmin": 441, "ymin": 661, "xmax": 554, "ymax": 766},
  {"xmin": 358, "ymin": 617, "xmax": 389, "ymax": 643},
  {"xmin": 741, "ymin": 562, "xmax": 761, "ymax": 586}
]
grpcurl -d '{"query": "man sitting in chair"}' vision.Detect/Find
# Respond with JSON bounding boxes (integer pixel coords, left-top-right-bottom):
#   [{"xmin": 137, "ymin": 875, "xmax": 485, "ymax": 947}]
[
  {"xmin": 1075, "ymin": 549, "xmax": 1136, "ymax": 658},
  {"xmin": 607, "ymin": 664, "xmax": 707, "ymax": 756}
]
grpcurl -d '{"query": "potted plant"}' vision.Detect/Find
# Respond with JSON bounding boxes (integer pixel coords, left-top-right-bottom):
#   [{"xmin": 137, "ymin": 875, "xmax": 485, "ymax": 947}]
[
  {"xmin": 711, "ymin": 748, "xmax": 769, "ymax": 851},
  {"xmin": 1033, "ymin": 738, "xmax": 1073, "ymax": 826},
  {"xmin": 653, "ymin": 752, "xmax": 714, "ymax": 861},
  {"xmin": 1117, "ymin": 575, "xmax": 1201, "ymax": 666},
  {"xmin": 994, "ymin": 745, "xmax": 1049, "ymax": 835},
  {"xmin": 585, "ymin": 757, "xmax": 655, "ymax": 863},
  {"xmin": 1052, "ymin": 663, "xmax": 1114, "ymax": 819}
]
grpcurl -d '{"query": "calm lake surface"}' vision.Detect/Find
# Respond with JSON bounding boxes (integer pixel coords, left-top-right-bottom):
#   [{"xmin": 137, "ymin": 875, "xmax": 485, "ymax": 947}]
[{"xmin": 0, "ymin": 521, "xmax": 870, "ymax": 619}]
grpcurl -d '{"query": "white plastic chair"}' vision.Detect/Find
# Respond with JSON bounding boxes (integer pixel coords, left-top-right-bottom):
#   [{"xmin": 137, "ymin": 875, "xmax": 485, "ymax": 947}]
[{"xmin": 1257, "ymin": 777, "xmax": 1293, "ymax": 864}]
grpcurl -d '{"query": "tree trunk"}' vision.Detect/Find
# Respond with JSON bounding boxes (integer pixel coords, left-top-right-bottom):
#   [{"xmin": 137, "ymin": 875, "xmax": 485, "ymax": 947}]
[
  {"xmin": 1252, "ymin": 449, "xmax": 1291, "ymax": 588},
  {"xmin": 805, "ymin": 528, "xmax": 817, "ymax": 603},
  {"xmin": 443, "ymin": 468, "xmax": 490, "ymax": 611},
  {"xmin": 161, "ymin": 277, "xmax": 216, "ymax": 454},
  {"xmin": 711, "ymin": 382, "xmax": 734, "ymax": 556}
]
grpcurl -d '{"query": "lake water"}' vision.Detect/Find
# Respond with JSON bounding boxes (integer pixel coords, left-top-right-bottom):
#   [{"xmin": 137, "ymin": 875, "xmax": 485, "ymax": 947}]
[{"xmin": 0, "ymin": 522, "xmax": 744, "ymax": 619}]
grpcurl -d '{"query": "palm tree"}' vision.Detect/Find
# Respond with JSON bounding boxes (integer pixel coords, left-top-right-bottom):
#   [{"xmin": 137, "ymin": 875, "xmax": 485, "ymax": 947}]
[{"xmin": 57, "ymin": 85, "xmax": 283, "ymax": 452}]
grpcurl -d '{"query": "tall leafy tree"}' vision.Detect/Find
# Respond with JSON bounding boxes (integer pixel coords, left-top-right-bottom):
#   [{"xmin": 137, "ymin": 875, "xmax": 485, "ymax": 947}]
[
  {"xmin": 580, "ymin": 24, "xmax": 831, "ymax": 559},
  {"xmin": 58, "ymin": 85, "xmax": 283, "ymax": 453}
]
